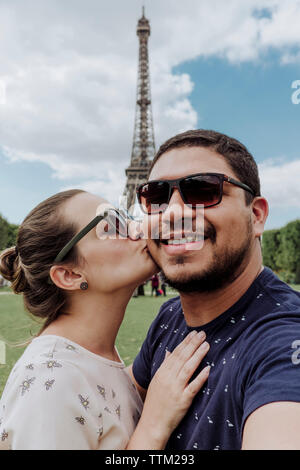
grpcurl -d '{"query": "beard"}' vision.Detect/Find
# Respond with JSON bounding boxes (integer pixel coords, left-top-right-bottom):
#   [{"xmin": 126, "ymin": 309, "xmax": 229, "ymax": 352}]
[{"xmin": 160, "ymin": 218, "xmax": 253, "ymax": 294}]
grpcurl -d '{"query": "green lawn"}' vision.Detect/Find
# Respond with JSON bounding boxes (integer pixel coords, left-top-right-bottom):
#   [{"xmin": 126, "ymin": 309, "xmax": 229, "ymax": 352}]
[
  {"xmin": 0, "ymin": 286, "xmax": 177, "ymax": 397},
  {"xmin": 1, "ymin": 283, "xmax": 300, "ymax": 398},
  {"xmin": 290, "ymin": 285, "xmax": 300, "ymax": 291}
]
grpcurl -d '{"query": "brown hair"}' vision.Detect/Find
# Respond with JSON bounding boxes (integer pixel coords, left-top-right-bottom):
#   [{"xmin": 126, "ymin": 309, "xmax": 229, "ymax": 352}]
[
  {"xmin": 149, "ymin": 129, "xmax": 261, "ymax": 205},
  {"xmin": 0, "ymin": 189, "xmax": 85, "ymax": 333}
]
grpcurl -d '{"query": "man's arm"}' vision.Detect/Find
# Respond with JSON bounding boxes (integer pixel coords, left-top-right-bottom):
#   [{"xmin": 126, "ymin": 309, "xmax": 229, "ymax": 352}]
[
  {"xmin": 242, "ymin": 401, "xmax": 300, "ymax": 450},
  {"xmin": 126, "ymin": 364, "xmax": 147, "ymax": 402}
]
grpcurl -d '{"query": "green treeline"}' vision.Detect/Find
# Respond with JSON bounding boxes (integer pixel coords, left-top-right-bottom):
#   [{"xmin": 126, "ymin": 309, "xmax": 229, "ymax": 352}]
[
  {"xmin": 0, "ymin": 214, "xmax": 18, "ymax": 251},
  {"xmin": 262, "ymin": 219, "xmax": 300, "ymax": 284}
]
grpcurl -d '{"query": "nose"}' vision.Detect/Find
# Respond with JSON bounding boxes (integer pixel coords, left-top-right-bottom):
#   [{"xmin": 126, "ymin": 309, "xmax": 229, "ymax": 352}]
[
  {"xmin": 162, "ymin": 188, "xmax": 193, "ymax": 220},
  {"xmin": 161, "ymin": 188, "xmax": 196, "ymax": 238},
  {"xmin": 167, "ymin": 187, "xmax": 184, "ymax": 208}
]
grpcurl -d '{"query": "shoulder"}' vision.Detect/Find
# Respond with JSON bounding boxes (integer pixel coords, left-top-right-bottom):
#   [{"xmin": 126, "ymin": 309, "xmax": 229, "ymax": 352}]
[
  {"xmin": 256, "ymin": 267, "xmax": 300, "ymax": 312},
  {"xmin": 0, "ymin": 338, "xmax": 100, "ymax": 435},
  {"xmin": 240, "ymin": 308, "xmax": 300, "ymax": 361},
  {"xmin": 1, "ymin": 336, "xmax": 91, "ymax": 404},
  {"xmin": 241, "ymin": 268, "xmax": 300, "ymax": 341},
  {"xmin": 235, "ymin": 299, "xmax": 300, "ymax": 387},
  {"xmin": 231, "ymin": 270, "xmax": 300, "ymax": 376}
]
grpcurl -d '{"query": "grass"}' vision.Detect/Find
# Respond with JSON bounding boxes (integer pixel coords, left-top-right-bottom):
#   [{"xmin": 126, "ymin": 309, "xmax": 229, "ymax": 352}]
[
  {"xmin": 0, "ymin": 285, "xmax": 177, "ymax": 397},
  {"xmin": 116, "ymin": 290, "xmax": 176, "ymax": 363},
  {"xmin": 290, "ymin": 285, "xmax": 300, "ymax": 291},
  {"xmin": 1, "ymin": 282, "xmax": 299, "ymax": 398}
]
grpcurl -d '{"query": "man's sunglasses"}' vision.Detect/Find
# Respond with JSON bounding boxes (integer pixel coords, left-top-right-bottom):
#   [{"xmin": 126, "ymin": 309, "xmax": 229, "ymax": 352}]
[
  {"xmin": 137, "ymin": 172, "xmax": 255, "ymax": 215},
  {"xmin": 53, "ymin": 208, "xmax": 130, "ymax": 264}
]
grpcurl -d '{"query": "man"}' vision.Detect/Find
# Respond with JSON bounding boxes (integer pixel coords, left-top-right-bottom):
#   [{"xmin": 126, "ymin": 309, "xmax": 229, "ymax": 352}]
[{"xmin": 128, "ymin": 129, "xmax": 300, "ymax": 450}]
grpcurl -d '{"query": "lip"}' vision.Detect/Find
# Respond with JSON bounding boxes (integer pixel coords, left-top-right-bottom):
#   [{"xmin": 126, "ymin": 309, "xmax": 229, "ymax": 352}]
[
  {"xmin": 161, "ymin": 238, "xmax": 207, "ymax": 255},
  {"xmin": 161, "ymin": 232, "xmax": 205, "ymax": 240}
]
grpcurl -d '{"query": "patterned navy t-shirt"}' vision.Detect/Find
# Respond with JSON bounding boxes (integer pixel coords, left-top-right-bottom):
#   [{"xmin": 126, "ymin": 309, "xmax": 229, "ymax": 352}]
[{"xmin": 133, "ymin": 267, "xmax": 300, "ymax": 450}]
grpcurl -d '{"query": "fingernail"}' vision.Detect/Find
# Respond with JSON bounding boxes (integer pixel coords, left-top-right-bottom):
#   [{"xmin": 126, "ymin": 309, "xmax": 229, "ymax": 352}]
[
  {"xmin": 204, "ymin": 365, "xmax": 211, "ymax": 374},
  {"xmin": 190, "ymin": 330, "xmax": 197, "ymax": 338},
  {"xmin": 201, "ymin": 341, "xmax": 209, "ymax": 350},
  {"xmin": 197, "ymin": 330, "xmax": 205, "ymax": 339}
]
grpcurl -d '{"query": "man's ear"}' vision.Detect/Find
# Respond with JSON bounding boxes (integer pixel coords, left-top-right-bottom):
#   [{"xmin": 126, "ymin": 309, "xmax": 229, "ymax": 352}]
[
  {"xmin": 251, "ymin": 197, "xmax": 269, "ymax": 238},
  {"xmin": 49, "ymin": 265, "xmax": 85, "ymax": 291}
]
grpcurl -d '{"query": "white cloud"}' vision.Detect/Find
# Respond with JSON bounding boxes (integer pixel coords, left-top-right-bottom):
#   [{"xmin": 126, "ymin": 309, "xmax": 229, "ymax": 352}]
[
  {"xmin": 259, "ymin": 1, "xmax": 300, "ymax": 50},
  {"xmin": 60, "ymin": 163, "xmax": 126, "ymax": 208},
  {"xmin": 259, "ymin": 158, "xmax": 300, "ymax": 208},
  {"xmin": 0, "ymin": 0, "xmax": 300, "ymax": 206}
]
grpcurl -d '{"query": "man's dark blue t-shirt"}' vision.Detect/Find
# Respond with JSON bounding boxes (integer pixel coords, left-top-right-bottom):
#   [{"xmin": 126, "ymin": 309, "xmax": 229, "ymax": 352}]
[{"xmin": 133, "ymin": 267, "xmax": 300, "ymax": 450}]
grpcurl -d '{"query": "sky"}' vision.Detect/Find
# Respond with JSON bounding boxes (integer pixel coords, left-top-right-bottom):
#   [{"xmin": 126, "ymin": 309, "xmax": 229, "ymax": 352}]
[{"xmin": 0, "ymin": 0, "xmax": 299, "ymax": 230}]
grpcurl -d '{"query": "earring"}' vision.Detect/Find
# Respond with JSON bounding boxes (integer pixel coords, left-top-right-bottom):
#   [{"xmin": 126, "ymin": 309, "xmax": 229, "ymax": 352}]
[{"xmin": 80, "ymin": 281, "xmax": 88, "ymax": 291}]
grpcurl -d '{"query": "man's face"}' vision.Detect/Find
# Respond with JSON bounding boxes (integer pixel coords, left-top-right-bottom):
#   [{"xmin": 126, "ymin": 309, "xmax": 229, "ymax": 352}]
[{"xmin": 145, "ymin": 146, "xmax": 256, "ymax": 293}]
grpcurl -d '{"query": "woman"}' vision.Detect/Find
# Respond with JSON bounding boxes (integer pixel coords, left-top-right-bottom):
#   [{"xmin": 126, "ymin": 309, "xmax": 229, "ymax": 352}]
[{"xmin": 0, "ymin": 189, "xmax": 210, "ymax": 450}]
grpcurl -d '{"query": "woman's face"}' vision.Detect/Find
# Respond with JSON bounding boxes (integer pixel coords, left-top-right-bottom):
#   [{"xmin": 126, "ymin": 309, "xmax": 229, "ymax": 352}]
[{"xmin": 64, "ymin": 192, "xmax": 158, "ymax": 293}]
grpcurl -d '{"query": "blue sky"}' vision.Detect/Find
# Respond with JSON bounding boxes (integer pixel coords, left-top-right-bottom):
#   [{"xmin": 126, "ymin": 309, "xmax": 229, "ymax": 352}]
[{"xmin": 0, "ymin": 0, "xmax": 299, "ymax": 230}]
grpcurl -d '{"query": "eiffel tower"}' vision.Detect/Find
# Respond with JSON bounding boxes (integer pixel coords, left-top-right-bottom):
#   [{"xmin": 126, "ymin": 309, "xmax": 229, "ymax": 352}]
[{"xmin": 123, "ymin": 7, "xmax": 156, "ymax": 212}]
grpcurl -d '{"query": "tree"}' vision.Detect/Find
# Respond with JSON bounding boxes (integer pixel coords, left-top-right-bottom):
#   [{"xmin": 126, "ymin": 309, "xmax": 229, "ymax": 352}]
[
  {"xmin": 262, "ymin": 229, "xmax": 281, "ymax": 271},
  {"xmin": 0, "ymin": 215, "xmax": 10, "ymax": 251},
  {"xmin": 295, "ymin": 262, "xmax": 300, "ymax": 285},
  {"xmin": 262, "ymin": 219, "xmax": 300, "ymax": 282},
  {"xmin": 0, "ymin": 214, "xmax": 19, "ymax": 251},
  {"xmin": 7, "ymin": 223, "xmax": 18, "ymax": 247},
  {"xmin": 276, "ymin": 220, "xmax": 300, "ymax": 273}
]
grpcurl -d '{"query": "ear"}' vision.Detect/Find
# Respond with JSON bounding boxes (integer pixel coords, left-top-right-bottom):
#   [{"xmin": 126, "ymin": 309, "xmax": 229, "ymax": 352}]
[
  {"xmin": 251, "ymin": 197, "xmax": 269, "ymax": 238},
  {"xmin": 49, "ymin": 265, "xmax": 86, "ymax": 291}
]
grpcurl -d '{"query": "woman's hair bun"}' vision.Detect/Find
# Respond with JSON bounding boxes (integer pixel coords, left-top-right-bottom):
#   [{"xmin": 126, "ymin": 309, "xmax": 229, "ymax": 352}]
[
  {"xmin": 0, "ymin": 246, "xmax": 18, "ymax": 281},
  {"xmin": 0, "ymin": 246, "xmax": 27, "ymax": 293}
]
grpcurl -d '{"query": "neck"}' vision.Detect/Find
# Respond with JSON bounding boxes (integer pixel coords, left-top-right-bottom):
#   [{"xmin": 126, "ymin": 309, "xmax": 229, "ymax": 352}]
[
  {"xmin": 40, "ymin": 287, "xmax": 135, "ymax": 362},
  {"xmin": 180, "ymin": 251, "xmax": 264, "ymax": 327}
]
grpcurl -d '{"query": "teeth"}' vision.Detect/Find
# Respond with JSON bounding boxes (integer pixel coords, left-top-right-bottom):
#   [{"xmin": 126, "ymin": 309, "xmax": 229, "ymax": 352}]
[{"xmin": 166, "ymin": 235, "xmax": 205, "ymax": 245}]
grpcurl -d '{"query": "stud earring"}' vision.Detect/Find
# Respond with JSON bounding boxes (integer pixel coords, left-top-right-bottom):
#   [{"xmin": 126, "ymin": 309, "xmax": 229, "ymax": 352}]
[{"xmin": 80, "ymin": 281, "xmax": 88, "ymax": 290}]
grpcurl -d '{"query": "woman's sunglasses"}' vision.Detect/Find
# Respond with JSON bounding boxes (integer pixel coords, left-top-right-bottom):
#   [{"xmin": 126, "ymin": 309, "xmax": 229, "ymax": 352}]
[
  {"xmin": 137, "ymin": 172, "xmax": 255, "ymax": 215},
  {"xmin": 53, "ymin": 208, "xmax": 131, "ymax": 264}
]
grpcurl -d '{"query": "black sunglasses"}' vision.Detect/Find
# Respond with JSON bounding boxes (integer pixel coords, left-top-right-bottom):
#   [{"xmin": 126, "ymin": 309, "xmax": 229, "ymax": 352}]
[
  {"xmin": 137, "ymin": 172, "xmax": 255, "ymax": 214},
  {"xmin": 53, "ymin": 208, "xmax": 130, "ymax": 264}
]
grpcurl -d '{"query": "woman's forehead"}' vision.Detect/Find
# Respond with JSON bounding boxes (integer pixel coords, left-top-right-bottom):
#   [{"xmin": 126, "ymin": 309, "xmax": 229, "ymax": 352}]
[{"xmin": 64, "ymin": 192, "xmax": 111, "ymax": 227}]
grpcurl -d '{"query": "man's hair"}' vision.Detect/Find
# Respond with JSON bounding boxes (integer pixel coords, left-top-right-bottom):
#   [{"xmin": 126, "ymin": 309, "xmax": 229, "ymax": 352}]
[{"xmin": 149, "ymin": 129, "xmax": 261, "ymax": 205}]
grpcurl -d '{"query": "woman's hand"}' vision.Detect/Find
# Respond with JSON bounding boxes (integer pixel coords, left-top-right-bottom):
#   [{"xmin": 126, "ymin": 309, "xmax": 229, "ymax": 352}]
[{"xmin": 126, "ymin": 330, "xmax": 210, "ymax": 449}]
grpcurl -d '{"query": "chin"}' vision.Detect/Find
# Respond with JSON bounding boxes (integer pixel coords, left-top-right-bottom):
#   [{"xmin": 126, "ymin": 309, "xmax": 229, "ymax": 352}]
[{"xmin": 164, "ymin": 268, "xmax": 200, "ymax": 285}]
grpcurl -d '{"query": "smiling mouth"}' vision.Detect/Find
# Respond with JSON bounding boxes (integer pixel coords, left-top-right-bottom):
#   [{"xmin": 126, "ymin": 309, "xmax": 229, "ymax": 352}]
[{"xmin": 160, "ymin": 234, "xmax": 208, "ymax": 245}]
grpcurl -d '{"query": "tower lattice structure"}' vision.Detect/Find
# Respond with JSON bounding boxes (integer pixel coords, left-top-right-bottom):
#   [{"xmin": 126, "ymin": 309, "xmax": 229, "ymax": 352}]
[{"xmin": 123, "ymin": 8, "xmax": 156, "ymax": 211}]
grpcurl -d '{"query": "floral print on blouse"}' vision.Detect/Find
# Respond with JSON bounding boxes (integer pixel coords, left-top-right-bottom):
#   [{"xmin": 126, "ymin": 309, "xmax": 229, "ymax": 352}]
[{"xmin": 0, "ymin": 335, "xmax": 143, "ymax": 450}]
